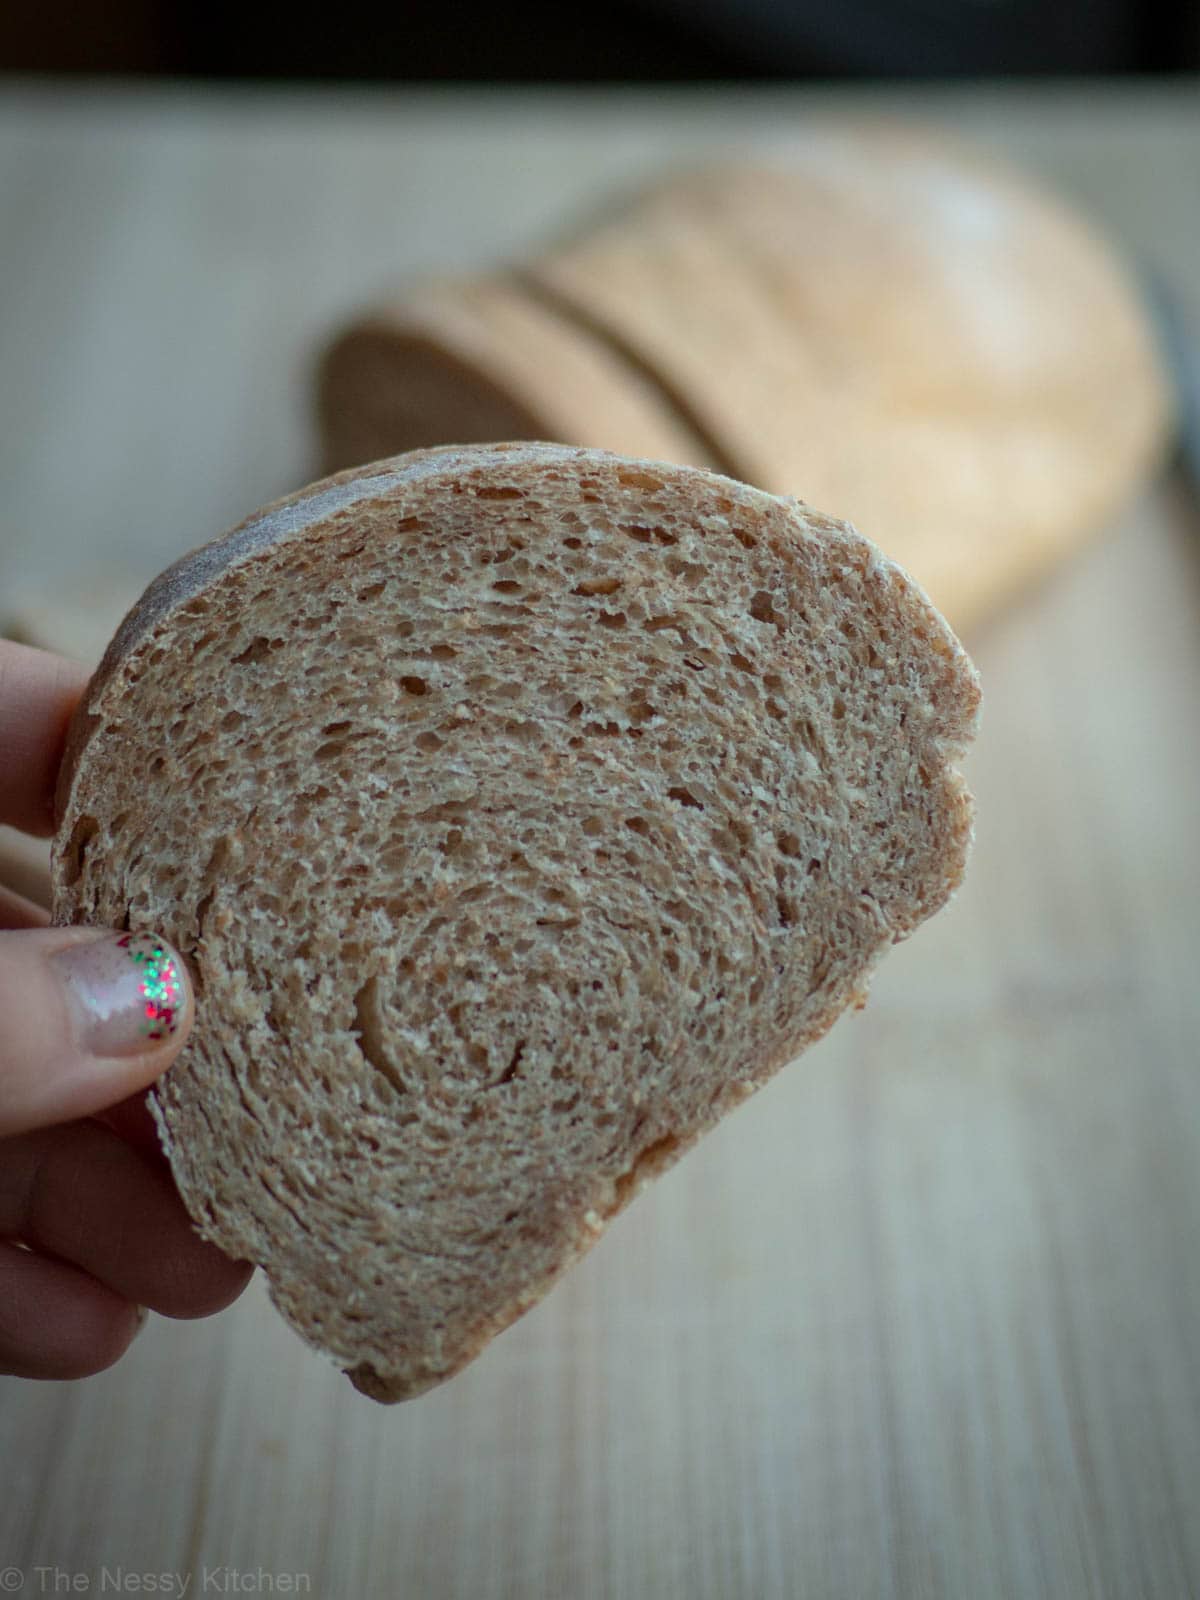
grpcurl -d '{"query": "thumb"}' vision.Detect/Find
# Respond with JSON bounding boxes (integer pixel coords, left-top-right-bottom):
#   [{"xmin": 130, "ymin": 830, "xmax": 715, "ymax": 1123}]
[{"xmin": 0, "ymin": 928, "xmax": 195, "ymax": 1137}]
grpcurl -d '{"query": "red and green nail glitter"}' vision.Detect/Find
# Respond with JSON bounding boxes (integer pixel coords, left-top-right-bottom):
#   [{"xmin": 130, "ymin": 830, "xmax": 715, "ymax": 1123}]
[{"xmin": 116, "ymin": 931, "xmax": 183, "ymax": 1040}]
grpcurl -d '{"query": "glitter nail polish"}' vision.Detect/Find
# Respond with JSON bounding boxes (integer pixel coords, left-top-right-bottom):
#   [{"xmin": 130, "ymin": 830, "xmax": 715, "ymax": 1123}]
[{"xmin": 53, "ymin": 932, "xmax": 191, "ymax": 1059}]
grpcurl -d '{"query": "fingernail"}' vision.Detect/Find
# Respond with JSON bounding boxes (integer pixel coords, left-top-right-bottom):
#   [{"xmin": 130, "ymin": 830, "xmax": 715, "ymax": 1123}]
[{"xmin": 53, "ymin": 932, "xmax": 192, "ymax": 1058}]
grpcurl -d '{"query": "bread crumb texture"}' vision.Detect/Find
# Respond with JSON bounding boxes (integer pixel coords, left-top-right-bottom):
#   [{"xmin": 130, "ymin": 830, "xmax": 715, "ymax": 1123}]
[{"xmin": 52, "ymin": 444, "xmax": 979, "ymax": 1402}]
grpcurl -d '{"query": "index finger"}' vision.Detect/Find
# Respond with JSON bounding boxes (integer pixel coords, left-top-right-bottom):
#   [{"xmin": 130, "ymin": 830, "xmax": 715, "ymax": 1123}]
[{"xmin": 0, "ymin": 641, "xmax": 89, "ymax": 837}]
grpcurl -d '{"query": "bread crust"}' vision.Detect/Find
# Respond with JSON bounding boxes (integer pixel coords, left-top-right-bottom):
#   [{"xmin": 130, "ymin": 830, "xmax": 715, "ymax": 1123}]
[{"xmin": 53, "ymin": 444, "xmax": 980, "ymax": 1402}]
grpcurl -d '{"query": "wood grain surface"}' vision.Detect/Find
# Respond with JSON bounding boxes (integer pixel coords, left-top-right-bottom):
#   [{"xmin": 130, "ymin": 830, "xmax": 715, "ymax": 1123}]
[{"xmin": 0, "ymin": 81, "xmax": 1198, "ymax": 1600}]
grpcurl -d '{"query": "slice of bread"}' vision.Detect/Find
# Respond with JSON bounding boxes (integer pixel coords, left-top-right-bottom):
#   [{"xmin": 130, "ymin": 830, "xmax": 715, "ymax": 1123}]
[
  {"xmin": 51, "ymin": 443, "xmax": 980, "ymax": 1402},
  {"xmin": 317, "ymin": 277, "xmax": 716, "ymax": 479}
]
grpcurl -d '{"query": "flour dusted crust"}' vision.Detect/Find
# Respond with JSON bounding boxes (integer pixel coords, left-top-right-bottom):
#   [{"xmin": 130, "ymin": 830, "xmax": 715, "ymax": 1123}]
[{"xmin": 52, "ymin": 444, "xmax": 980, "ymax": 1401}]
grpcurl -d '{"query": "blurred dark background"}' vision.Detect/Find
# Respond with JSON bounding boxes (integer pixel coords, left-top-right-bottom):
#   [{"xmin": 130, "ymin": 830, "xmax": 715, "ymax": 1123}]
[{"xmin": 4, "ymin": 0, "xmax": 1200, "ymax": 79}]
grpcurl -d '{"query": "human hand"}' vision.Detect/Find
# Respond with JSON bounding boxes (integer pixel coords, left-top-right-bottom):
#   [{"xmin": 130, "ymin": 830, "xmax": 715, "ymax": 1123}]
[{"xmin": 0, "ymin": 640, "xmax": 252, "ymax": 1380}]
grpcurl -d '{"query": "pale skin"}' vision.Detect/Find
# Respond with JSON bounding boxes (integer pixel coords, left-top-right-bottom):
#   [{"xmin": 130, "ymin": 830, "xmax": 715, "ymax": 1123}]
[{"xmin": 0, "ymin": 640, "xmax": 251, "ymax": 1380}]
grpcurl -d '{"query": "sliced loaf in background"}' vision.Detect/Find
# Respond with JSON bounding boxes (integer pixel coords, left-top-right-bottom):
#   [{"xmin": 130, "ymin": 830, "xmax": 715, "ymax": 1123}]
[
  {"xmin": 52, "ymin": 443, "xmax": 980, "ymax": 1401},
  {"xmin": 317, "ymin": 123, "xmax": 1171, "ymax": 633}
]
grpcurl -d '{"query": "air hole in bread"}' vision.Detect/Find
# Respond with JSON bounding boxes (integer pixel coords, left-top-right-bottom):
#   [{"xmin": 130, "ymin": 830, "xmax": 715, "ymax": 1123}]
[
  {"xmin": 643, "ymin": 613, "xmax": 688, "ymax": 637},
  {"xmin": 665, "ymin": 557, "xmax": 706, "ymax": 583},
  {"xmin": 232, "ymin": 635, "xmax": 282, "ymax": 666},
  {"xmin": 667, "ymin": 786, "xmax": 703, "ymax": 810},
  {"xmin": 400, "ymin": 676, "xmax": 429, "ymax": 696},
  {"xmin": 60, "ymin": 814, "xmax": 99, "ymax": 888},
  {"xmin": 611, "ymin": 1131, "xmax": 681, "ymax": 1209},
  {"xmin": 353, "ymin": 976, "xmax": 406, "ymax": 1095},
  {"xmin": 616, "ymin": 467, "xmax": 664, "ymax": 491},
  {"xmin": 749, "ymin": 591, "xmax": 783, "ymax": 628},
  {"xmin": 194, "ymin": 879, "xmax": 216, "ymax": 938},
  {"xmin": 502, "ymin": 719, "xmax": 541, "ymax": 742},
  {"xmin": 497, "ymin": 1039, "xmax": 526, "ymax": 1085}
]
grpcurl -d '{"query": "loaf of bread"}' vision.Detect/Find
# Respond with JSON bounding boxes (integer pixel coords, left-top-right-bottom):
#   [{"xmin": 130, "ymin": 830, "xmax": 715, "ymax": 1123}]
[
  {"xmin": 317, "ymin": 123, "xmax": 1171, "ymax": 632},
  {"xmin": 52, "ymin": 443, "xmax": 980, "ymax": 1401}
]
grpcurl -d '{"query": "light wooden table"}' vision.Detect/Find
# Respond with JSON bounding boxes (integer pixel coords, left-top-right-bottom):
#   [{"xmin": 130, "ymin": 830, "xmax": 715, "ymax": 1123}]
[{"xmin": 1, "ymin": 80, "xmax": 1199, "ymax": 1600}]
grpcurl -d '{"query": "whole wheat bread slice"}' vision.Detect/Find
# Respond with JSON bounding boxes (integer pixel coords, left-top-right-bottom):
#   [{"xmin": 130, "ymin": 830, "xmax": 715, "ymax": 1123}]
[{"xmin": 51, "ymin": 443, "xmax": 980, "ymax": 1402}]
